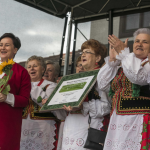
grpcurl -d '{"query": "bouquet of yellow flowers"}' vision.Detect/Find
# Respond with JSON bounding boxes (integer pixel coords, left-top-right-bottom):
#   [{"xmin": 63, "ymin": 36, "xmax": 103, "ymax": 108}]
[{"xmin": 0, "ymin": 59, "xmax": 15, "ymax": 95}]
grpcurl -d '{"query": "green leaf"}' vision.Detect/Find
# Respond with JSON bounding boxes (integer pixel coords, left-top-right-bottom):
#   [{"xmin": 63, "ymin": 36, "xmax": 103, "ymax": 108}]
[
  {"xmin": 3, "ymin": 76, "xmax": 7, "ymax": 80},
  {"xmin": 2, "ymin": 88, "xmax": 9, "ymax": 95},
  {"xmin": 37, "ymin": 96, "xmax": 42, "ymax": 103},
  {"xmin": 6, "ymin": 85, "xmax": 10, "ymax": 91},
  {"xmin": 142, "ymin": 146, "xmax": 146, "ymax": 149},
  {"xmin": 4, "ymin": 70, "xmax": 9, "ymax": 76},
  {"xmin": 9, "ymin": 70, "xmax": 13, "ymax": 79},
  {"xmin": 1, "ymin": 85, "xmax": 11, "ymax": 95},
  {"xmin": 0, "ymin": 79, "xmax": 6, "ymax": 87}
]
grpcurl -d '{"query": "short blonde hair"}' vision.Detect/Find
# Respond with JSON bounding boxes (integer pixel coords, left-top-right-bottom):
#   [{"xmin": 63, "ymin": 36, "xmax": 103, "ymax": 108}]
[
  {"xmin": 25, "ymin": 55, "xmax": 46, "ymax": 70},
  {"xmin": 45, "ymin": 60, "xmax": 60, "ymax": 76}
]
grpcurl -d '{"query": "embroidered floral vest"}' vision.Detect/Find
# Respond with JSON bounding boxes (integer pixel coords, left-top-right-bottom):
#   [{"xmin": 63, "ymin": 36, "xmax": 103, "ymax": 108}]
[{"xmin": 109, "ymin": 66, "xmax": 150, "ymax": 116}]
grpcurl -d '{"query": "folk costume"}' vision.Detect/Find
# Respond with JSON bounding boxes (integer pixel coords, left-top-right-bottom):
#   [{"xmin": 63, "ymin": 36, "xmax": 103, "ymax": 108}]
[
  {"xmin": 59, "ymin": 67, "xmax": 111, "ymax": 150},
  {"xmin": 20, "ymin": 79, "xmax": 58, "ymax": 150},
  {"xmin": 0, "ymin": 63, "xmax": 31, "ymax": 150},
  {"xmin": 97, "ymin": 47, "xmax": 150, "ymax": 150},
  {"xmin": 53, "ymin": 111, "xmax": 67, "ymax": 150}
]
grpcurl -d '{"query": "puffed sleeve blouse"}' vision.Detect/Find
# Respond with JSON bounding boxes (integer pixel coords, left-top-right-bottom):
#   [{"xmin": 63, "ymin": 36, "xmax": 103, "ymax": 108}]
[{"xmin": 97, "ymin": 47, "xmax": 150, "ymax": 92}]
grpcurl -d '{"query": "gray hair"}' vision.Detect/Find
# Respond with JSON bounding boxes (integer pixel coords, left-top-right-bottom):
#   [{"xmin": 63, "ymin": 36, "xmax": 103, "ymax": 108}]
[
  {"xmin": 133, "ymin": 28, "xmax": 150, "ymax": 40},
  {"xmin": 45, "ymin": 60, "xmax": 60, "ymax": 76},
  {"xmin": 25, "ymin": 55, "xmax": 46, "ymax": 70}
]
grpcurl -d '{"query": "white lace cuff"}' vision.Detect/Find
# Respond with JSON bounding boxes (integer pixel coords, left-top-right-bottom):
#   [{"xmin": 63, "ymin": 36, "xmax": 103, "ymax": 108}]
[
  {"xmin": 105, "ymin": 56, "xmax": 121, "ymax": 67},
  {"xmin": 116, "ymin": 47, "xmax": 130, "ymax": 60},
  {"xmin": 81, "ymin": 102, "xmax": 89, "ymax": 116},
  {"xmin": 5, "ymin": 93, "xmax": 15, "ymax": 107}
]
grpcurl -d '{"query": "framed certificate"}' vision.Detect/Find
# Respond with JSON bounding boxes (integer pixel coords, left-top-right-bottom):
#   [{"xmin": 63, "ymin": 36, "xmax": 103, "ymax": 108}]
[{"xmin": 40, "ymin": 69, "xmax": 99, "ymax": 112}]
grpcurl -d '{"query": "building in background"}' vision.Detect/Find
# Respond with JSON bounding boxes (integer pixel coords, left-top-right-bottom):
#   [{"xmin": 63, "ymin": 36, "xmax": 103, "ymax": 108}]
[
  {"xmin": 19, "ymin": 11, "xmax": 150, "ymax": 75},
  {"xmin": 90, "ymin": 11, "xmax": 150, "ymax": 52}
]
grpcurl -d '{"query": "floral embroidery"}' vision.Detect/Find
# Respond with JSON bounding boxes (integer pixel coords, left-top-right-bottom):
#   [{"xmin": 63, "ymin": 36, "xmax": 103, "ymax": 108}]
[{"xmin": 110, "ymin": 68, "xmax": 150, "ymax": 116}]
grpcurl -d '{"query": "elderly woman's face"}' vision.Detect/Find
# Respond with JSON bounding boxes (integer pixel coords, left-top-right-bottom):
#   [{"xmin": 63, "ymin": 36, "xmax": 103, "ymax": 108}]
[
  {"xmin": 76, "ymin": 61, "xmax": 84, "ymax": 73},
  {"xmin": 27, "ymin": 59, "xmax": 45, "ymax": 82},
  {"xmin": 81, "ymin": 48, "xmax": 101, "ymax": 71},
  {"xmin": 43, "ymin": 64, "xmax": 56, "ymax": 82},
  {"xmin": 133, "ymin": 33, "xmax": 150, "ymax": 59},
  {"xmin": 0, "ymin": 37, "xmax": 17, "ymax": 62}
]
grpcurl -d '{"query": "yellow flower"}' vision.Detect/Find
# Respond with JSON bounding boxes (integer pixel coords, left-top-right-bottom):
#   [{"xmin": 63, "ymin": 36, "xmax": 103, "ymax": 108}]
[
  {"xmin": 0, "ymin": 59, "xmax": 15, "ymax": 75},
  {"xmin": 7, "ymin": 59, "xmax": 15, "ymax": 65},
  {"xmin": 0, "ymin": 66, "xmax": 3, "ymax": 75}
]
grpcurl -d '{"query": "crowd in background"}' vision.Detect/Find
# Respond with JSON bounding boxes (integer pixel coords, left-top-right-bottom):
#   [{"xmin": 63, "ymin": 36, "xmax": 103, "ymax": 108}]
[{"xmin": 0, "ymin": 27, "xmax": 150, "ymax": 150}]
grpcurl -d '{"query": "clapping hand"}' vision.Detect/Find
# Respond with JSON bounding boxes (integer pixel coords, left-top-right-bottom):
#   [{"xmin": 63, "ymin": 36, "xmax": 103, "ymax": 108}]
[
  {"xmin": 109, "ymin": 45, "xmax": 119, "ymax": 62},
  {"xmin": 108, "ymin": 34, "xmax": 128, "ymax": 54}
]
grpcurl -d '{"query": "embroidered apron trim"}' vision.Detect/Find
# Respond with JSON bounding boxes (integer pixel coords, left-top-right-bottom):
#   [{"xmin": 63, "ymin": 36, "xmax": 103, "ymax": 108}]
[
  {"xmin": 116, "ymin": 94, "xmax": 150, "ymax": 115},
  {"xmin": 29, "ymin": 98, "xmax": 57, "ymax": 120}
]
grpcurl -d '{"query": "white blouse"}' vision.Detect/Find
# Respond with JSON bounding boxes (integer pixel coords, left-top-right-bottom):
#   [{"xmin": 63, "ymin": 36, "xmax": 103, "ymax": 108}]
[
  {"xmin": 97, "ymin": 47, "xmax": 150, "ymax": 92},
  {"xmin": 30, "ymin": 80, "xmax": 57, "ymax": 107},
  {"xmin": 81, "ymin": 83, "xmax": 111, "ymax": 118}
]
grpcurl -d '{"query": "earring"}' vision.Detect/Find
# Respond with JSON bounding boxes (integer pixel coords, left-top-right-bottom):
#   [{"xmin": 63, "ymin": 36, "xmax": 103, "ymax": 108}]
[{"xmin": 95, "ymin": 62, "xmax": 98, "ymax": 65}]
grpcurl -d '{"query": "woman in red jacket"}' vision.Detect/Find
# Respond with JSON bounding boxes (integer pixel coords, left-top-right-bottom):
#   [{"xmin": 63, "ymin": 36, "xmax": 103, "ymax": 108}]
[{"xmin": 0, "ymin": 33, "xmax": 31, "ymax": 150}]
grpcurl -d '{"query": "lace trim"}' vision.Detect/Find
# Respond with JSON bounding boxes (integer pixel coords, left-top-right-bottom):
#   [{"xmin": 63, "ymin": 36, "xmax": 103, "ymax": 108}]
[
  {"xmin": 50, "ymin": 120, "xmax": 56, "ymax": 150},
  {"xmin": 104, "ymin": 112, "xmax": 143, "ymax": 150},
  {"xmin": 125, "ymin": 69, "xmax": 148, "ymax": 84},
  {"xmin": 116, "ymin": 47, "xmax": 130, "ymax": 60},
  {"xmin": 20, "ymin": 120, "xmax": 56, "ymax": 150},
  {"xmin": 105, "ymin": 56, "xmax": 121, "ymax": 67}
]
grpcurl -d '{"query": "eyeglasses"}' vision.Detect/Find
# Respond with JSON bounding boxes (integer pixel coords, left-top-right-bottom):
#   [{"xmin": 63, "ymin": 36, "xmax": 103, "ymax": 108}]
[
  {"xmin": 76, "ymin": 64, "xmax": 83, "ymax": 68},
  {"xmin": 80, "ymin": 51, "xmax": 95, "ymax": 55}
]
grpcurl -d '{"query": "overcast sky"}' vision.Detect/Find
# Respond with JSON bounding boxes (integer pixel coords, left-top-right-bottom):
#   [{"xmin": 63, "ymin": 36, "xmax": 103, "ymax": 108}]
[{"xmin": 0, "ymin": 0, "xmax": 91, "ymax": 62}]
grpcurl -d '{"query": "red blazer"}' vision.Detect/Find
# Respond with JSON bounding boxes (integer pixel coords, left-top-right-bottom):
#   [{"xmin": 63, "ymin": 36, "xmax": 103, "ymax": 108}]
[{"xmin": 0, "ymin": 63, "xmax": 31, "ymax": 150}]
